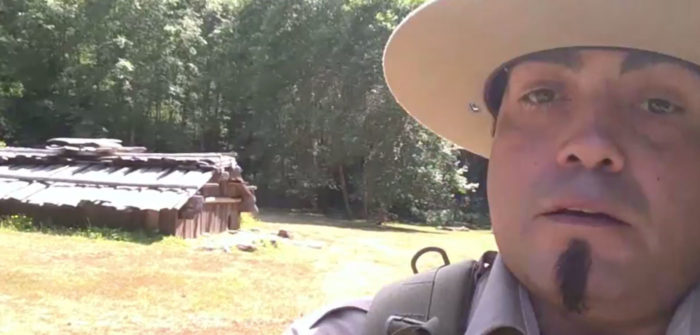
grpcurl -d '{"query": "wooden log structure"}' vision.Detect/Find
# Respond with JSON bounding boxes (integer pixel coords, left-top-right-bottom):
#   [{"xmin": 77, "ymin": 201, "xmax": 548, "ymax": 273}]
[{"xmin": 0, "ymin": 138, "xmax": 256, "ymax": 239}]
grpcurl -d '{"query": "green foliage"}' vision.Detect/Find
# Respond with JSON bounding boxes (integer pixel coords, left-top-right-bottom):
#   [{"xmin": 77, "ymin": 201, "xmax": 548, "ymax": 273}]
[
  {"xmin": 0, "ymin": 214, "xmax": 34, "ymax": 231},
  {"xmin": 0, "ymin": 0, "xmax": 488, "ymax": 225},
  {"xmin": 0, "ymin": 215, "xmax": 165, "ymax": 244}
]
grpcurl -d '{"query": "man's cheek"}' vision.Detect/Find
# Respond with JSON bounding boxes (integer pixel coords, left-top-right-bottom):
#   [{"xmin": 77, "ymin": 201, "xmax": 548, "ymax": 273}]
[
  {"xmin": 488, "ymin": 157, "xmax": 528, "ymax": 233},
  {"xmin": 493, "ymin": 120, "xmax": 554, "ymax": 167},
  {"xmin": 636, "ymin": 157, "xmax": 700, "ymax": 228},
  {"xmin": 652, "ymin": 177, "xmax": 700, "ymax": 242}
]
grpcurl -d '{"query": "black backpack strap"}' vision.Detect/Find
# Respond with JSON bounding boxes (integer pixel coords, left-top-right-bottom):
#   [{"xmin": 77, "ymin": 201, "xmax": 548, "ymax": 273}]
[
  {"xmin": 287, "ymin": 299, "xmax": 371, "ymax": 334},
  {"xmin": 363, "ymin": 250, "xmax": 497, "ymax": 335}
]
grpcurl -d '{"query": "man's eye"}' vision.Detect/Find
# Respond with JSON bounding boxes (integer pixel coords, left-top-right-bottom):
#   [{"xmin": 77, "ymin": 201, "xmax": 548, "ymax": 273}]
[
  {"xmin": 520, "ymin": 89, "xmax": 556, "ymax": 105},
  {"xmin": 641, "ymin": 98, "xmax": 684, "ymax": 115}
]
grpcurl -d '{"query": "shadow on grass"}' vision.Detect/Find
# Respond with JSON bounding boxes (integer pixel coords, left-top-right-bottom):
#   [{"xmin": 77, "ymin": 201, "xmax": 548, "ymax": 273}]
[
  {"xmin": 0, "ymin": 215, "xmax": 165, "ymax": 245},
  {"xmin": 257, "ymin": 209, "xmax": 445, "ymax": 234}
]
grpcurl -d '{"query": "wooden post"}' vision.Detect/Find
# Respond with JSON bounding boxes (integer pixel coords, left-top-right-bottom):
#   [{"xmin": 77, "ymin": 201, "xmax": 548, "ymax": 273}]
[
  {"xmin": 219, "ymin": 181, "xmax": 241, "ymax": 197},
  {"xmin": 179, "ymin": 196, "xmax": 204, "ymax": 219},
  {"xmin": 158, "ymin": 210, "xmax": 178, "ymax": 235},
  {"xmin": 229, "ymin": 203, "xmax": 241, "ymax": 230},
  {"xmin": 144, "ymin": 210, "xmax": 160, "ymax": 231}
]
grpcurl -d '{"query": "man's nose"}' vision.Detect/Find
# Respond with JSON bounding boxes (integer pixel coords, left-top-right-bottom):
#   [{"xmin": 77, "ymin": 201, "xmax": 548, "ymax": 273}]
[{"xmin": 555, "ymin": 117, "xmax": 625, "ymax": 173}]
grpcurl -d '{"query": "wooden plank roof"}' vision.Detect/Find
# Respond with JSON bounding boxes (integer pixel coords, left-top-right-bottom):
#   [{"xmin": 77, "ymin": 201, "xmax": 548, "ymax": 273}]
[
  {"xmin": 0, "ymin": 138, "xmax": 243, "ymax": 211},
  {"xmin": 0, "ymin": 164, "xmax": 213, "ymax": 210}
]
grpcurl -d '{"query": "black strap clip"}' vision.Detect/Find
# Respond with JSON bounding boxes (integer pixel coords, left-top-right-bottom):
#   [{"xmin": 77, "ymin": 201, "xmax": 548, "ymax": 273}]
[
  {"xmin": 386, "ymin": 315, "xmax": 439, "ymax": 335},
  {"xmin": 410, "ymin": 247, "xmax": 451, "ymax": 274}
]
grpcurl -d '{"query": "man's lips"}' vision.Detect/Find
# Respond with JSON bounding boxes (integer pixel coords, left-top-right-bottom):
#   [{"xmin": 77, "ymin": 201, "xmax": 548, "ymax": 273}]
[
  {"xmin": 538, "ymin": 200, "xmax": 632, "ymax": 227},
  {"xmin": 542, "ymin": 209, "xmax": 629, "ymax": 227}
]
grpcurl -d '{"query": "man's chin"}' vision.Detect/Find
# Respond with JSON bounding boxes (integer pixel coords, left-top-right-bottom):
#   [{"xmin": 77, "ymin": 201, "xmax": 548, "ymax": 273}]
[
  {"xmin": 510, "ymin": 246, "xmax": 646, "ymax": 314},
  {"xmin": 527, "ymin": 221, "xmax": 641, "ymax": 266}
]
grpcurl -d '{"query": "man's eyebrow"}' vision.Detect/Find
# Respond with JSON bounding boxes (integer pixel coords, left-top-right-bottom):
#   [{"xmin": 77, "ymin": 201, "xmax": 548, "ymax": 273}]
[
  {"xmin": 621, "ymin": 51, "xmax": 700, "ymax": 77},
  {"xmin": 507, "ymin": 48, "xmax": 583, "ymax": 71}
]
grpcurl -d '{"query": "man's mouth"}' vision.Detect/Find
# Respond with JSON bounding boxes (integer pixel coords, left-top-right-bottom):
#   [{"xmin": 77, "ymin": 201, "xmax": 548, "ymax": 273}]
[{"xmin": 543, "ymin": 208, "xmax": 629, "ymax": 227}]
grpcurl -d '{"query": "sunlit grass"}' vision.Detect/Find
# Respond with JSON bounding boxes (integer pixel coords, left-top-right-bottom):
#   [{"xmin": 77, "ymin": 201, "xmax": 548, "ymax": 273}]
[{"xmin": 0, "ymin": 210, "xmax": 496, "ymax": 334}]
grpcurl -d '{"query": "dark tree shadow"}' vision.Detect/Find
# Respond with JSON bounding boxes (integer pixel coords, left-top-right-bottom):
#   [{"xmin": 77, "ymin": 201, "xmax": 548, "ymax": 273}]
[{"xmin": 257, "ymin": 209, "xmax": 445, "ymax": 234}]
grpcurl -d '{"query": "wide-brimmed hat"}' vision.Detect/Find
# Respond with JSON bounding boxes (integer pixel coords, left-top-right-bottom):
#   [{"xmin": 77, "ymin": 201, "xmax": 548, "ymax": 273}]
[{"xmin": 383, "ymin": 0, "xmax": 700, "ymax": 158}]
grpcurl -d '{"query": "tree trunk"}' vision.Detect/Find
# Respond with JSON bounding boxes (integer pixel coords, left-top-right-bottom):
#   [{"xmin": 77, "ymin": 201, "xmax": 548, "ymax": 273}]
[
  {"xmin": 129, "ymin": 107, "xmax": 136, "ymax": 146},
  {"xmin": 338, "ymin": 164, "xmax": 353, "ymax": 220},
  {"xmin": 200, "ymin": 83, "xmax": 212, "ymax": 151},
  {"xmin": 362, "ymin": 161, "xmax": 369, "ymax": 220}
]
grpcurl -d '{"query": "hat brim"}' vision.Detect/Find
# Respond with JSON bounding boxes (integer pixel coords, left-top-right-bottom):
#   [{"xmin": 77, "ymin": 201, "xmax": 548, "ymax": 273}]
[{"xmin": 383, "ymin": 0, "xmax": 700, "ymax": 158}]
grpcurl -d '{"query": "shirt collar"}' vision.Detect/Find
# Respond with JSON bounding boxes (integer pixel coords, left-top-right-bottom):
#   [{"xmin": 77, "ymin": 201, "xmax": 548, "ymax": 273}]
[
  {"xmin": 465, "ymin": 255, "xmax": 540, "ymax": 335},
  {"xmin": 668, "ymin": 283, "xmax": 700, "ymax": 335},
  {"xmin": 464, "ymin": 255, "xmax": 700, "ymax": 335}
]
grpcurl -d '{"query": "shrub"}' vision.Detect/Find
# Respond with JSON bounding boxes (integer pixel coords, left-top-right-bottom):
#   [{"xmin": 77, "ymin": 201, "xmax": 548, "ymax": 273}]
[
  {"xmin": 0, "ymin": 215, "xmax": 164, "ymax": 244},
  {"xmin": 0, "ymin": 215, "xmax": 34, "ymax": 231}
]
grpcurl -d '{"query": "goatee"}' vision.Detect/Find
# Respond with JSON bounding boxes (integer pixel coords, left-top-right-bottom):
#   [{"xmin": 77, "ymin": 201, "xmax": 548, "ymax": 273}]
[{"xmin": 555, "ymin": 239, "xmax": 592, "ymax": 314}]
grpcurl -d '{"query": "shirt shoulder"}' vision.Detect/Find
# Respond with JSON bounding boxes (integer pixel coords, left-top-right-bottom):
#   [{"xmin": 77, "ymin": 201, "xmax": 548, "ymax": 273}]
[{"xmin": 283, "ymin": 298, "xmax": 371, "ymax": 335}]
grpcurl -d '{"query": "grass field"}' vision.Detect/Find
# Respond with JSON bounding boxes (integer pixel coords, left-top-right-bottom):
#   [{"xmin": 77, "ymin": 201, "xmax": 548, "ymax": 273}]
[{"xmin": 0, "ymin": 210, "xmax": 497, "ymax": 335}]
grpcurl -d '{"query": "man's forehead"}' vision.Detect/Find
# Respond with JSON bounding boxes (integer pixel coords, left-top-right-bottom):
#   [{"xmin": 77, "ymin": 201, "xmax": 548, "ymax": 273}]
[{"xmin": 508, "ymin": 48, "xmax": 700, "ymax": 76}]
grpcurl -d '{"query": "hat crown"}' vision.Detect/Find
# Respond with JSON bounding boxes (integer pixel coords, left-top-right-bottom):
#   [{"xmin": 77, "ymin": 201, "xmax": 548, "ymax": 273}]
[{"xmin": 384, "ymin": 0, "xmax": 700, "ymax": 157}]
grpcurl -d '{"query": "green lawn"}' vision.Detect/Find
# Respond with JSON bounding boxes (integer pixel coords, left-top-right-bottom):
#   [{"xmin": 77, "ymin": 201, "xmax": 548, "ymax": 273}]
[{"xmin": 0, "ymin": 210, "xmax": 497, "ymax": 334}]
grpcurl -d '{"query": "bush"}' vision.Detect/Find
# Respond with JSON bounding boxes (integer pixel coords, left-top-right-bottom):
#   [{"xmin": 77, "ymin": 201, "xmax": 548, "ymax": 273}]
[
  {"xmin": 414, "ymin": 209, "xmax": 491, "ymax": 228},
  {"xmin": 0, "ymin": 215, "xmax": 33, "ymax": 230},
  {"xmin": 0, "ymin": 215, "xmax": 164, "ymax": 244},
  {"xmin": 463, "ymin": 212, "xmax": 492, "ymax": 229},
  {"xmin": 423, "ymin": 209, "xmax": 454, "ymax": 226}
]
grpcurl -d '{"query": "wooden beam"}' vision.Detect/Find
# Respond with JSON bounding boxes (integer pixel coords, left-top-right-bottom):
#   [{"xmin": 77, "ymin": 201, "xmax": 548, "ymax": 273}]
[
  {"xmin": 204, "ymin": 197, "xmax": 242, "ymax": 204},
  {"xmin": 179, "ymin": 196, "xmax": 204, "ymax": 219},
  {"xmin": 220, "ymin": 181, "xmax": 240, "ymax": 197},
  {"xmin": 200, "ymin": 183, "xmax": 221, "ymax": 197},
  {"xmin": 0, "ymin": 173, "xmax": 204, "ymax": 189},
  {"xmin": 220, "ymin": 181, "xmax": 256, "ymax": 197}
]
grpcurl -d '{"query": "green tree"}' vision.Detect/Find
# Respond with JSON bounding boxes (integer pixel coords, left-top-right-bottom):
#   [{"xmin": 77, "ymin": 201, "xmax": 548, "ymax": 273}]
[{"xmin": 0, "ymin": 0, "xmax": 487, "ymax": 225}]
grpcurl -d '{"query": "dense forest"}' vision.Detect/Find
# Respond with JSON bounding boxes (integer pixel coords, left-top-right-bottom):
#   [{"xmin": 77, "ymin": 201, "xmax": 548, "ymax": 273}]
[{"xmin": 0, "ymin": 0, "xmax": 489, "ymax": 225}]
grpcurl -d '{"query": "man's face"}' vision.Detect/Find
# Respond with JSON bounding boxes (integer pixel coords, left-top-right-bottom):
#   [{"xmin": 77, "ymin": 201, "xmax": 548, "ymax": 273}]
[{"xmin": 488, "ymin": 49, "xmax": 700, "ymax": 321}]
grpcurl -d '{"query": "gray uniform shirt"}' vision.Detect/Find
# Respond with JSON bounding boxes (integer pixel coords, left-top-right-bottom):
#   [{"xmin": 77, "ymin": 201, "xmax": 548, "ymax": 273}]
[{"xmin": 284, "ymin": 255, "xmax": 700, "ymax": 335}]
